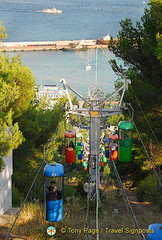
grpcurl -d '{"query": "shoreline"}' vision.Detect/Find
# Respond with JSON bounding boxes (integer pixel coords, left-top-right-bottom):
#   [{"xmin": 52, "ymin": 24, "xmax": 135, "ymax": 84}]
[{"xmin": 0, "ymin": 39, "xmax": 114, "ymax": 52}]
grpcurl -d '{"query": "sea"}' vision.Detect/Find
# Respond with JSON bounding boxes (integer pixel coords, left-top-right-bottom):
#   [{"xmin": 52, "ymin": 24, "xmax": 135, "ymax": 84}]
[{"xmin": 0, "ymin": 0, "xmax": 149, "ymax": 97}]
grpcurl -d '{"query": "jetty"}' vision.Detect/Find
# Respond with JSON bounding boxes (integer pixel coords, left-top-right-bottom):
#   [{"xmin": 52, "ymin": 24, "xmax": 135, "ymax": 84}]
[{"xmin": 0, "ymin": 39, "xmax": 113, "ymax": 52}]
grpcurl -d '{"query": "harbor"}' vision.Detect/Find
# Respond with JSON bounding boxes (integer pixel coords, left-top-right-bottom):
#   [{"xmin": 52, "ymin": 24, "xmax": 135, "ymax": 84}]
[{"xmin": 0, "ymin": 38, "xmax": 117, "ymax": 52}]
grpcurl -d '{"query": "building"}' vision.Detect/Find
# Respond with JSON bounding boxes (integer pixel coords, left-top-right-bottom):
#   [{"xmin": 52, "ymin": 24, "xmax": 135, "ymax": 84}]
[
  {"xmin": 35, "ymin": 85, "xmax": 65, "ymax": 107},
  {"xmin": 0, "ymin": 153, "xmax": 13, "ymax": 216}
]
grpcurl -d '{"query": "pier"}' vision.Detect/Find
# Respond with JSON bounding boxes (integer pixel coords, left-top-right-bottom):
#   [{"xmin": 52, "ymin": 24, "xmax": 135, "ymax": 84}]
[{"xmin": 0, "ymin": 39, "xmax": 112, "ymax": 52}]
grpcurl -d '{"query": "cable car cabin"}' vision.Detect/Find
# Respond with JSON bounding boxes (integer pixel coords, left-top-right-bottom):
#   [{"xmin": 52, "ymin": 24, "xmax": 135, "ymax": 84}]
[
  {"xmin": 118, "ymin": 121, "xmax": 134, "ymax": 162},
  {"xmin": 78, "ymin": 150, "xmax": 83, "ymax": 160},
  {"xmin": 64, "ymin": 131, "xmax": 76, "ymax": 163},
  {"xmin": 76, "ymin": 142, "xmax": 82, "ymax": 155},
  {"xmin": 76, "ymin": 132, "xmax": 84, "ymax": 156},
  {"xmin": 104, "ymin": 138, "xmax": 110, "ymax": 158},
  {"xmin": 109, "ymin": 134, "xmax": 118, "ymax": 161},
  {"xmin": 146, "ymin": 223, "xmax": 162, "ymax": 240},
  {"xmin": 44, "ymin": 163, "xmax": 64, "ymax": 222}
]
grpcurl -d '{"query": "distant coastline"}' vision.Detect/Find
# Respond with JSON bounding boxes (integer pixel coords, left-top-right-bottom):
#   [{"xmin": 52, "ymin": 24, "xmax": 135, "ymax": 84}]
[{"xmin": 0, "ymin": 39, "xmax": 113, "ymax": 52}]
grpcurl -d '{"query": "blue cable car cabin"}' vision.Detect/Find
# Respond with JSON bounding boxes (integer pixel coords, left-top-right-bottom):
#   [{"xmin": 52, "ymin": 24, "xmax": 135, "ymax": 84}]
[
  {"xmin": 44, "ymin": 163, "xmax": 64, "ymax": 222},
  {"xmin": 146, "ymin": 223, "xmax": 162, "ymax": 240},
  {"xmin": 104, "ymin": 138, "xmax": 110, "ymax": 158},
  {"xmin": 118, "ymin": 121, "xmax": 134, "ymax": 162}
]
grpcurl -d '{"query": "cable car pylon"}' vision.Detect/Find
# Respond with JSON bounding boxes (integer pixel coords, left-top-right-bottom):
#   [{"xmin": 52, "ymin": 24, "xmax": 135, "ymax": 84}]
[{"xmin": 60, "ymin": 78, "xmax": 131, "ymax": 201}]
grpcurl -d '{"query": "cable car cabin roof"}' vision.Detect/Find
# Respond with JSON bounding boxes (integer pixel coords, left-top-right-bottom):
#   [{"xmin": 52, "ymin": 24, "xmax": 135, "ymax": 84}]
[
  {"xmin": 44, "ymin": 163, "xmax": 64, "ymax": 177},
  {"xmin": 109, "ymin": 134, "xmax": 118, "ymax": 140},
  {"xmin": 118, "ymin": 121, "xmax": 134, "ymax": 130},
  {"xmin": 76, "ymin": 132, "xmax": 82, "ymax": 138},
  {"xmin": 64, "ymin": 131, "xmax": 76, "ymax": 138}
]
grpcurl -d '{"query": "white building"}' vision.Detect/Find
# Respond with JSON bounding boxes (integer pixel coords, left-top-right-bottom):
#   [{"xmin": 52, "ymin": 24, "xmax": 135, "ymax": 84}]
[
  {"xmin": 0, "ymin": 153, "xmax": 13, "ymax": 216},
  {"xmin": 35, "ymin": 85, "xmax": 65, "ymax": 107}
]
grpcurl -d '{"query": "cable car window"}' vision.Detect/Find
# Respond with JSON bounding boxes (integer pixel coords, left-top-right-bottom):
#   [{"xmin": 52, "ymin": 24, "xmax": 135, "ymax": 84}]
[
  {"xmin": 119, "ymin": 129, "xmax": 133, "ymax": 140},
  {"xmin": 45, "ymin": 178, "xmax": 63, "ymax": 201}
]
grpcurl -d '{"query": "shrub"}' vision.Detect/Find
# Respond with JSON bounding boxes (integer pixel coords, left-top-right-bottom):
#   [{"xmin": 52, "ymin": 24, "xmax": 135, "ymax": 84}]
[
  {"xmin": 64, "ymin": 185, "xmax": 76, "ymax": 199},
  {"xmin": 12, "ymin": 184, "xmax": 23, "ymax": 206},
  {"xmin": 75, "ymin": 180, "xmax": 87, "ymax": 198},
  {"xmin": 135, "ymin": 174, "xmax": 161, "ymax": 204}
]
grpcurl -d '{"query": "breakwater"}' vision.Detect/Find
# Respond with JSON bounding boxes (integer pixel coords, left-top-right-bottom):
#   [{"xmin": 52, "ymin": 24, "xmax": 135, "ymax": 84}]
[{"xmin": 0, "ymin": 39, "xmax": 112, "ymax": 52}]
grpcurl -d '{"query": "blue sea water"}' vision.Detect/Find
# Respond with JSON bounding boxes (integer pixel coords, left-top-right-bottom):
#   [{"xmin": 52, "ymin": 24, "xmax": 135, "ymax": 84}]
[{"xmin": 0, "ymin": 0, "xmax": 149, "ymax": 95}]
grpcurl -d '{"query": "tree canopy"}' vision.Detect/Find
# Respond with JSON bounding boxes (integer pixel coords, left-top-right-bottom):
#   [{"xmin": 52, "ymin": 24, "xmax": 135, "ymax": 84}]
[
  {"xmin": 108, "ymin": 0, "xmax": 162, "ymax": 182},
  {"xmin": 0, "ymin": 21, "xmax": 8, "ymax": 41},
  {"xmin": 109, "ymin": 0, "xmax": 162, "ymax": 109},
  {"xmin": 0, "ymin": 50, "xmax": 35, "ymax": 171}
]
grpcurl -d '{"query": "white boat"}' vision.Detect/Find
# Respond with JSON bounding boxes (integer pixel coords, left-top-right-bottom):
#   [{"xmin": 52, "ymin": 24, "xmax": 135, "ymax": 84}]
[
  {"xmin": 86, "ymin": 64, "xmax": 92, "ymax": 71},
  {"xmin": 96, "ymin": 33, "xmax": 111, "ymax": 45},
  {"xmin": 41, "ymin": 8, "xmax": 62, "ymax": 14},
  {"xmin": 86, "ymin": 49, "xmax": 92, "ymax": 71}
]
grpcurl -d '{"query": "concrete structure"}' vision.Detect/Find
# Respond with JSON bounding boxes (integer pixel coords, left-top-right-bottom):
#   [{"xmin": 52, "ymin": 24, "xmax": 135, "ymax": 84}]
[
  {"xmin": 0, "ymin": 39, "xmax": 109, "ymax": 52},
  {"xmin": 0, "ymin": 153, "xmax": 13, "ymax": 216}
]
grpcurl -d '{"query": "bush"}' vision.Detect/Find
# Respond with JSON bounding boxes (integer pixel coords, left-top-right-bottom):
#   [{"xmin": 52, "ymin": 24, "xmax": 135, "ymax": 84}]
[
  {"xmin": 135, "ymin": 174, "xmax": 161, "ymax": 204},
  {"xmin": 75, "ymin": 180, "xmax": 87, "ymax": 198},
  {"xmin": 12, "ymin": 184, "xmax": 23, "ymax": 206},
  {"xmin": 64, "ymin": 185, "xmax": 76, "ymax": 199}
]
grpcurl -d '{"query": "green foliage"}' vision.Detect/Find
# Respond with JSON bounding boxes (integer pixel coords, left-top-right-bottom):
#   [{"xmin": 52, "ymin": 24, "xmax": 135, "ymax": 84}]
[
  {"xmin": 108, "ymin": 114, "xmax": 125, "ymax": 127},
  {"xmin": 0, "ymin": 50, "xmax": 35, "ymax": 170},
  {"xmin": 75, "ymin": 181, "xmax": 87, "ymax": 198},
  {"xmin": 12, "ymin": 184, "xmax": 24, "ymax": 206},
  {"xmin": 0, "ymin": 53, "xmax": 35, "ymax": 118},
  {"xmin": 135, "ymin": 174, "xmax": 161, "ymax": 204},
  {"xmin": 155, "ymin": 33, "xmax": 162, "ymax": 64},
  {"xmin": 108, "ymin": 0, "xmax": 162, "ymax": 179},
  {"xmin": 64, "ymin": 185, "xmax": 76, "ymax": 199},
  {"xmin": 109, "ymin": 0, "xmax": 162, "ymax": 109},
  {"xmin": 0, "ymin": 110, "xmax": 24, "ymax": 155},
  {"xmin": 13, "ymin": 98, "xmax": 67, "ymax": 202},
  {"xmin": 0, "ymin": 157, "xmax": 5, "ymax": 172},
  {"xmin": 0, "ymin": 21, "xmax": 8, "ymax": 41},
  {"xmin": 17, "ymin": 99, "xmax": 65, "ymax": 149}
]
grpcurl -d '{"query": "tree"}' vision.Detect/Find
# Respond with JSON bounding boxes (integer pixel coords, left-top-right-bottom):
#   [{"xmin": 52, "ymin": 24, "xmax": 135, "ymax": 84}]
[
  {"xmin": 0, "ymin": 110, "xmax": 24, "ymax": 171},
  {"xmin": 0, "ymin": 45, "xmax": 35, "ymax": 171},
  {"xmin": 108, "ymin": 0, "xmax": 162, "ymax": 182},
  {"xmin": 109, "ymin": 0, "xmax": 162, "ymax": 109},
  {"xmin": 0, "ymin": 54, "xmax": 35, "ymax": 118},
  {"xmin": 0, "ymin": 21, "xmax": 8, "ymax": 41},
  {"xmin": 13, "ymin": 98, "xmax": 67, "ymax": 202}
]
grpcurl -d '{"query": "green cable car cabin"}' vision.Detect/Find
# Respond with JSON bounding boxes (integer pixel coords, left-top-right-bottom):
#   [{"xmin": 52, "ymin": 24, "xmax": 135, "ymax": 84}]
[{"xmin": 118, "ymin": 121, "xmax": 134, "ymax": 162}]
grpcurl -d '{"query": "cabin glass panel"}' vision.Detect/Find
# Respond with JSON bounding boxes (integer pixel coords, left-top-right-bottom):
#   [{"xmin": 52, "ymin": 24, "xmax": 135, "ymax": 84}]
[
  {"xmin": 44, "ymin": 176, "xmax": 63, "ymax": 201},
  {"xmin": 119, "ymin": 129, "xmax": 133, "ymax": 147}
]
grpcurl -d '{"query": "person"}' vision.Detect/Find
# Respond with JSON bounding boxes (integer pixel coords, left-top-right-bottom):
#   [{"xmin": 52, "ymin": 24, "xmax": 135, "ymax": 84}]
[
  {"xmin": 56, "ymin": 185, "xmax": 62, "ymax": 200},
  {"xmin": 46, "ymin": 181, "xmax": 58, "ymax": 201},
  {"xmin": 46, "ymin": 181, "xmax": 62, "ymax": 200},
  {"xmin": 46, "ymin": 181, "xmax": 58, "ymax": 191},
  {"xmin": 68, "ymin": 141, "xmax": 75, "ymax": 151},
  {"xmin": 69, "ymin": 141, "xmax": 74, "ymax": 148}
]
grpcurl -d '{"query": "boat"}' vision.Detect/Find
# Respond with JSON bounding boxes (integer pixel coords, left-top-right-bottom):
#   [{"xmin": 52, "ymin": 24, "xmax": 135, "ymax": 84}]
[
  {"xmin": 62, "ymin": 41, "xmax": 87, "ymax": 51},
  {"xmin": 86, "ymin": 64, "xmax": 92, "ymax": 71},
  {"xmin": 86, "ymin": 49, "xmax": 92, "ymax": 71},
  {"xmin": 62, "ymin": 46, "xmax": 87, "ymax": 51},
  {"xmin": 41, "ymin": 8, "xmax": 62, "ymax": 14},
  {"xmin": 96, "ymin": 33, "xmax": 111, "ymax": 45}
]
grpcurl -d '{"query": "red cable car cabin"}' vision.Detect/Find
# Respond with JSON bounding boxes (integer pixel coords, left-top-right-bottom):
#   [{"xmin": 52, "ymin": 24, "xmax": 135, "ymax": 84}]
[
  {"xmin": 64, "ymin": 131, "xmax": 76, "ymax": 163},
  {"xmin": 109, "ymin": 134, "xmax": 118, "ymax": 161}
]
